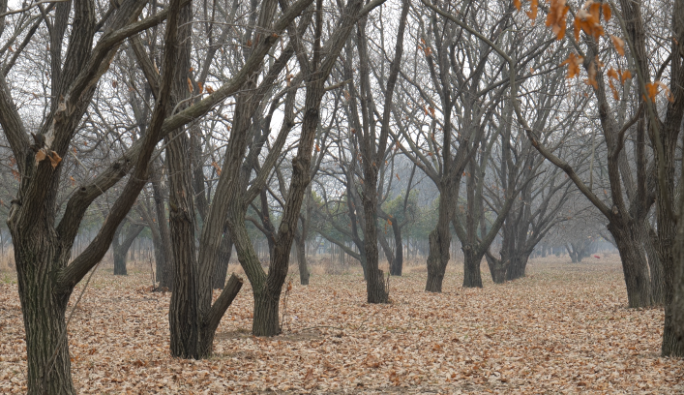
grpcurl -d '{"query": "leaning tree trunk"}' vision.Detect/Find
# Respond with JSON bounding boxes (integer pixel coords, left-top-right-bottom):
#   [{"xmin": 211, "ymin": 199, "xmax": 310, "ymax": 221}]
[
  {"xmin": 607, "ymin": 221, "xmax": 652, "ymax": 308},
  {"xmin": 212, "ymin": 224, "xmax": 233, "ymax": 289},
  {"xmin": 14, "ymin": 231, "xmax": 75, "ymax": 395},
  {"xmin": 462, "ymin": 246, "xmax": 484, "ymax": 288}
]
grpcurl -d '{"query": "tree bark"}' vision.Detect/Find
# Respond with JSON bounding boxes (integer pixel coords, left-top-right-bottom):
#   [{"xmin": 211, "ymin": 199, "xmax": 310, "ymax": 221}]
[
  {"xmin": 506, "ymin": 252, "xmax": 530, "ymax": 281},
  {"xmin": 607, "ymin": 221, "xmax": 652, "ymax": 308},
  {"xmin": 462, "ymin": 247, "xmax": 484, "ymax": 288},
  {"xmin": 212, "ymin": 224, "xmax": 233, "ymax": 289},
  {"xmin": 151, "ymin": 164, "xmax": 174, "ymax": 288},
  {"xmin": 425, "ymin": 193, "xmax": 451, "ymax": 292},
  {"xmin": 390, "ymin": 218, "xmax": 403, "ymax": 276},
  {"xmin": 113, "ymin": 222, "xmax": 144, "ymax": 276},
  {"xmin": 14, "ymin": 233, "xmax": 75, "ymax": 395},
  {"xmin": 295, "ymin": 234, "xmax": 310, "ymax": 285}
]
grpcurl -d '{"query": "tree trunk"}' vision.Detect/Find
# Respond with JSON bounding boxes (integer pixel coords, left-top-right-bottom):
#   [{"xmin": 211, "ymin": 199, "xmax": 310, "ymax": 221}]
[
  {"xmin": 485, "ymin": 252, "xmax": 506, "ymax": 284},
  {"xmin": 14, "ymin": 236, "xmax": 75, "ymax": 395},
  {"xmin": 462, "ymin": 247, "xmax": 484, "ymax": 288},
  {"xmin": 113, "ymin": 223, "xmax": 144, "ymax": 276},
  {"xmin": 252, "ymin": 288, "xmax": 281, "ymax": 336},
  {"xmin": 607, "ymin": 221, "xmax": 652, "ymax": 308},
  {"xmin": 506, "ymin": 252, "xmax": 530, "ymax": 281},
  {"xmin": 425, "ymin": 193, "xmax": 451, "ymax": 292},
  {"xmin": 212, "ymin": 224, "xmax": 233, "ymax": 289},
  {"xmin": 152, "ymin": 165, "xmax": 173, "ymax": 289},
  {"xmin": 390, "ymin": 219, "xmax": 403, "ymax": 276},
  {"xmin": 643, "ymin": 225, "xmax": 664, "ymax": 305},
  {"xmin": 295, "ymin": 235, "xmax": 309, "ymax": 285}
]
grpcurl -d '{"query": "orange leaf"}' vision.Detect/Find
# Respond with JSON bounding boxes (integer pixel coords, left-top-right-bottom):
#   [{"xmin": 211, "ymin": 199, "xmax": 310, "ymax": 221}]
[
  {"xmin": 526, "ymin": 0, "xmax": 538, "ymax": 22},
  {"xmin": 584, "ymin": 60, "xmax": 598, "ymax": 89},
  {"xmin": 315, "ymin": 144, "xmax": 321, "ymax": 152},
  {"xmin": 610, "ymin": 35, "xmax": 625, "ymax": 56},
  {"xmin": 211, "ymin": 161, "xmax": 222, "ymax": 176},
  {"xmin": 546, "ymin": 0, "xmax": 569, "ymax": 40},
  {"xmin": 514, "ymin": 0, "xmax": 521, "ymax": 11},
  {"xmin": 609, "ymin": 79, "xmax": 619, "ymax": 100},
  {"xmin": 206, "ymin": 85, "xmax": 214, "ymax": 94},
  {"xmin": 187, "ymin": 77, "xmax": 193, "ymax": 93},
  {"xmin": 560, "ymin": 52, "xmax": 583, "ymax": 79},
  {"xmin": 197, "ymin": 82, "xmax": 204, "ymax": 94},
  {"xmin": 48, "ymin": 151, "xmax": 62, "ymax": 169},
  {"xmin": 602, "ymin": 3, "xmax": 611, "ymax": 21},
  {"xmin": 620, "ymin": 70, "xmax": 632, "ymax": 84}
]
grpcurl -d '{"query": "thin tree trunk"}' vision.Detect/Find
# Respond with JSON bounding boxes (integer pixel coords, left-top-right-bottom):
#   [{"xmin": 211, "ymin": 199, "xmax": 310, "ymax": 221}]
[
  {"xmin": 212, "ymin": 224, "xmax": 233, "ymax": 289},
  {"xmin": 295, "ymin": 235, "xmax": 309, "ymax": 285},
  {"xmin": 152, "ymin": 165, "xmax": 173, "ymax": 288},
  {"xmin": 390, "ymin": 219, "xmax": 403, "ymax": 276}
]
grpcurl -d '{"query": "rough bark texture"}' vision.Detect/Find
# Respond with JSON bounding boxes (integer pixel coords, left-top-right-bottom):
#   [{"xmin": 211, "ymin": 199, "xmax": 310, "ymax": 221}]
[
  {"xmin": 462, "ymin": 247, "xmax": 484, "ymax": 288},
  {"xmin": 425, "ymin": 192, "xmax": 451, "ymax": 292},
  {"xmin": 608, "ymin": 222, "xmax": 652, "ymax": 308},
  {"xmin": 152, "ymin": 165, "xmax": 174, "ymax": 288}
]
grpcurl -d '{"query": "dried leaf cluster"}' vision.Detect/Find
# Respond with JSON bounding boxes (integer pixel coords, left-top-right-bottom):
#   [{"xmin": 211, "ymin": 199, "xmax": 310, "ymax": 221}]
[{"xmin": 1, "ymin": 258, "xmax": 683, "ymax": 394}]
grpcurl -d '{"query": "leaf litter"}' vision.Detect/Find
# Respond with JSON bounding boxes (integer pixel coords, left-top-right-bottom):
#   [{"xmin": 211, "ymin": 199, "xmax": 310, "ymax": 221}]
[{"xmin": 1, "ymin": 256, "xmax": 683, "ymax": 394}]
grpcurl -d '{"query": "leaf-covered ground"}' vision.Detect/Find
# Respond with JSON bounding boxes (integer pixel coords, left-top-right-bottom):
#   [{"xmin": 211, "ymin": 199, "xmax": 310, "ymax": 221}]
[{"xmin": 1, "ymin": 256, "xmax": 683, "ymax": 394}]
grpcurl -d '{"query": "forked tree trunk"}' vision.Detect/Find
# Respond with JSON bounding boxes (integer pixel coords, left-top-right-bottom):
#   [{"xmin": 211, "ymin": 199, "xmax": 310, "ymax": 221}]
[
  {"xmin": 485, "ymin": 253, "xmax": 506, "ymax": 284},
  {"xmin": 462, "ymin": 247, "xmax": 484, "ymax": 288},
  {"xmin": 608, "ymin": 221, "xmax": 652, "ymax": 308},
  {"xmin": 113, "ymin": 223, "xmax": 144, "ymax": 276}
]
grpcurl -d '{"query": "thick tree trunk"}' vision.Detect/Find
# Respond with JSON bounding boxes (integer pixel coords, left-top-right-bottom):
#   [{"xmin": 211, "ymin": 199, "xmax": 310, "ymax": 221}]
[
  {"xmin": 462, "ymin": 247, "xmax": 484, "ymax": 288},
  {"xmin": 14, "ymin": 239, "xmax": 75, "ymax": 395},
  {"xmin": 485, "ymin": 252, "xmax": 506, "ymax": 284},
  {"xmin": 506, "ymin": 252, "xmax": 530, "ymax": 281},
  {"xmin": 295, "ymin": 235, "xmax": 309, "ymax": 285},
  {"xmin": 252, "ymin": 288, "xmax": 281, "ymax": 336},
  {"xmin": 643, "ymin": 226, "xmax": 664, "ymax": 305},
  {"xmin": 425, "ymin": 194, "xmax": 451, "ymax": 292},
  {"xmin": 212, "ymin": 224, "xmax": 233, "ymax": 289},
  {"xmin": 607, "ymin": 222, "xmax": 652, "ymax": 308}
]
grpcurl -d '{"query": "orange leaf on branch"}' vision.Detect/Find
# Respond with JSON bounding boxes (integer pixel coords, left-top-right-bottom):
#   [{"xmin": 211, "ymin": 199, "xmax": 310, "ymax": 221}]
[
  {"xmin": 560, "ymin": 52, "xmax": 583, "ymax": 79},
  {"xmin": 610, "ymin": 35, "xmax": 625, "ymax": 56}
]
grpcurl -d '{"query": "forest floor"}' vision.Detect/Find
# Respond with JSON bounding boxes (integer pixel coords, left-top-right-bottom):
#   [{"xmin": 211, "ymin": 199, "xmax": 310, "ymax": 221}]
[{"xmin": 1, "ymin": 255, "xmax": 684, "ymax": 394}]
